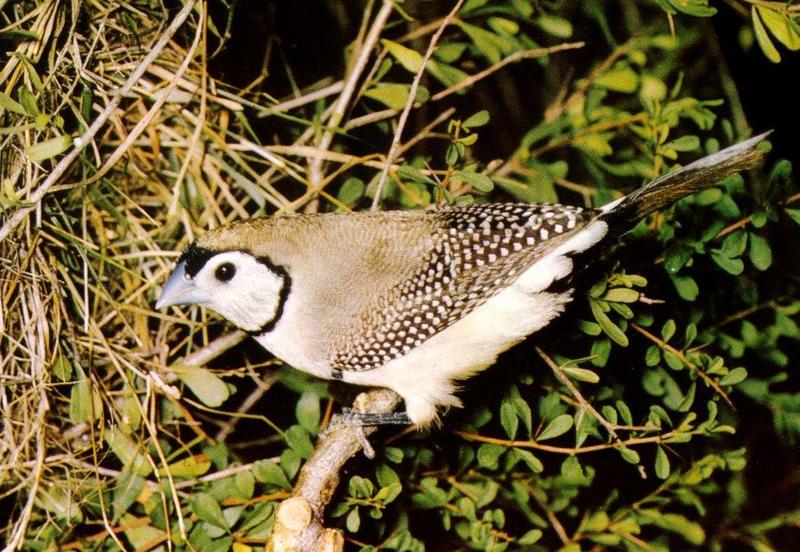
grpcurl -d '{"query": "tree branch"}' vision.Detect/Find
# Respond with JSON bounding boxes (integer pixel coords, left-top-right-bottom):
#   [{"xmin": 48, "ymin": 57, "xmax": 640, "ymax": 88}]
[{"xmin": 268, "ymin": 388, "xmax": 401, "ymax": 552}]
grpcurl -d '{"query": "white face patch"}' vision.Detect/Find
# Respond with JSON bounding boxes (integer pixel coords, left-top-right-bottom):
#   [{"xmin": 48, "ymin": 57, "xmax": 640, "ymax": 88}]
[{"xmin": 192, "ymin": 251, "xmax": 289, "ymax": 333}]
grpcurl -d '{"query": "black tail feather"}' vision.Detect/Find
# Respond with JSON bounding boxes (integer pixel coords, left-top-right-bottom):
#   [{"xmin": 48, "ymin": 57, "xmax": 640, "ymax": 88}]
[{"xmin": 600, "ymin": 131, "xmax": 771, "ymax": 226}]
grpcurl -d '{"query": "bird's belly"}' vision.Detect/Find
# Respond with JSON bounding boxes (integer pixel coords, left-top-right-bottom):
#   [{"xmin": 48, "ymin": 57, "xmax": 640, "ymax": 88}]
[{"xmin": 342, "ymin": 287, "xmax": 574, "ymax": 424}]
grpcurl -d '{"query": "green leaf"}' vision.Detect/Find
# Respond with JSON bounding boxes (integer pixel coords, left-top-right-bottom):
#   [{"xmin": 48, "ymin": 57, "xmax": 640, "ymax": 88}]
[
  {"xmin": 591, "ymin": 300, "xmax": 629, "ymax": 346},
  {"xmin": 561, "ymin": 456, "xmax": 585, "ymax": 480},
  {"xmin": 477, "ymin": 444, "xmax": 505, "ymax": 469},
  {"xmin": 112, "ymin": 471, "xmax": 143, "ymax": 522},
  {"xmin": 435, "ymin": 42, "xmax": 468, "ymax": 63},
  {"xmin": 18, "ymin": 87, "xmax": 38, "ymax": 116},
  {"xmin": 538, "ymin": 414, "xmax": 573, "ymax": 441},
  {"xmin": 670, "ymin": 274, "xmax": 699, "ymax": 301},
  {"xmin": 191, "ymin": 492, "xmax": 229, "ymax": 530},
  {"xmin": 456, "ymin": 21, "xmax": 510, "ymax": 64},
  {"xmin": 234, "ymin": 471, "xmax": 255, "ymax": 500},
  {"xmin": 500, "ymin": 400, "xmax": 518, "ymax": 439},
  {"xmin": 561, "ymin": 366, "xmax": 600, "ymax": 384},
  {"xmin": 584, "ymin": 510, "xmax": 610, "ymax": 532},
  {"xmin": 175, "ymin": 365, "xmax": 230, "ymax": 407},
  {"xmin": 296, "ymin": 392, "xmax": 320, "ymax": 433},
  {"xmin": 720, "ymin": 366, "xmax": 748, "ymax": 386},
  {"xmin": 590, "ymin": 338, "xmax": 612, "ymax": 367},
  {"xmin": 757, "ymin": 6, "xmax": 800, "ymax": 50},
  {"xmin": 752, "ymin": 6, "xmax": 782, "ymax": 62},
  {"xmin": 616, "ymin": 400, "xmax": 633, "ymax": 426},
  {"xmin": 602, "ymin": 288, "xmax": 640, "ymax": 303},
  {"xmin": 518, "ymin": 529, "xmax": 543, "ymax": 544},
  {"xmin": 640, "ymin": 74, "xmax": 668, "ymax": 102},
  {"xmin": 669, "ymin": 0, "xmax": 716, "ymax": 17},
  {"xmin": 0, "ymin": 91, "xmax": 27, "ymax": 115},
  {"xmin": 453, "ymin": 169, "xmax": 494, "ymax": 192},
  {"xmin": 383, "ymin": 447, "xmax": 404, "ymax": 463},
  {"xmin": 578, "ymin": 320, "xmax": 602, "ymax": 336},
  {"xmin": 252, "ymin": 459, "xmax": 291, "ymax": 489},
  {"xmin": 786, "ymin": 208, "xmax": 800, "ymax": 226},
  {"xmin": 595, "ymin": 67, "xmax": 638, "ymax": 93},
  {"xmin": 661, "ymin": 319, "xmax": 676, "ymax": 342},
  {"xmin": 721, "ymin": 230, "xmax": 748, "ymax": 258},
  {"xmin": 639, "ymin": 509, "xmax": 705, "ymax": 545},
  {"xmin": 376, "ymin": 463, "xmax": 400, "ymax": 488},
  {"xmin": 70, "ymin": 366, "xmax": 102, "ymax": 423},
  {"xmin": 514, "ymin": 448, "xmax": 544, "ymax": 473},
  {"xmin": 645, "ymin": 345, "xmax": 661, "ymax": 366},
  {"xmin": 397, "ymin": 164, "xmax": 437, "ymax": 186},
  {"xmin": 25, "ymin": 134, "xmax": 72, "ymax": 162},
  {"xmin": 285, "ymin": 425, "xmax": 315, "ymax": 459},
  {"xmin": 52, "ymin": 354, "xmax": 73, "ymax": 382},
  {"xmin": 363, "ymin": 83, "xmax": 428, "ymax": 109},
  {"xmin": 346, "ymin": 507, "xmax": 360, "ymax": 533},
  {"xmin": 534, "ymin": 14, "xmax": 573, "ymax": 38},
  {"xmin": 618, "ymin": 447, "xmax": 640, "ymax": 464},
  {"xmin": 711, "ymin": 251, "xmax": 745, "ymax": 275},
  {"xmin": 463, "ymin": 109, "xmax": 490, "ymax": 129},
  {"xmin": 427, "ymin": 59, "xmax": 469, "ymax": 88},
  {"xmin": 597, "ymin": 407, "xmax": 616, "ymax": 428},
  {"xmin": 349, "ymin": 475, "xmax": 374, "ymax": 498},
  {"xmin": 161, "ymin": 454, "xmax": 212, "ymax": 479},
  {"xmin": 665, "ymin": 135, "xmax": 700, "ymax": 152},
  {"xmin": 338, "ymin": 177, "xmax": 365, "ymax": 205},
  {"xmin": 381, "ymin": 39, "xmax": 423, "ymax": 72},
  {"xmin": 748, "ymin": 232, "xmax": 773, "ymax": 271},
  {"xmin": 105, "ymin": 428, "xmax": 152, "ymax": 476}
]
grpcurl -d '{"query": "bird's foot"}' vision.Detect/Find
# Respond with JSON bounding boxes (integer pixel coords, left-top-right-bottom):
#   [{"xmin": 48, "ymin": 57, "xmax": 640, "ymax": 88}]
[
  {"xmin": 339, "ymin": 408, "xmax": 412, "ymax": 426},
  {"xmin": 324, "ymin": 409, "xmax": 412, "ymax": 458}
]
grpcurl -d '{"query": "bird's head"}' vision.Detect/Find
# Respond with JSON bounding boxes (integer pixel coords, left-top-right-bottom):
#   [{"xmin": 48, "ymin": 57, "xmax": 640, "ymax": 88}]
[{"xmin": 156, "ymin": 243, "xmax": 291, "ymax": 334}]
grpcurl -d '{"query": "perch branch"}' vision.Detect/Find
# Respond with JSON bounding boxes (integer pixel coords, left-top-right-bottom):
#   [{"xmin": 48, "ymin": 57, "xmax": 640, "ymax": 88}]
[{"xmin": 268, "ymin": 388, "xmax": 401, "ymax": 552}]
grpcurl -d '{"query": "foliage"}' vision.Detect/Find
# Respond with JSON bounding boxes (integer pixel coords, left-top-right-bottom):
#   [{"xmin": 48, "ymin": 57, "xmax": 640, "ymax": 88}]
[{"xmin": 1, "ymin": 0, "xmax": 799, "ymax": 551}]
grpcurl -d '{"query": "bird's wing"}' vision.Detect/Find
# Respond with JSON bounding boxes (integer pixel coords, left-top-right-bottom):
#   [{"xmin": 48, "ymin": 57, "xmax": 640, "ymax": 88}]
[{"xmin": 330, "ymin": 203, "xmax": 597, "ymax": 374}]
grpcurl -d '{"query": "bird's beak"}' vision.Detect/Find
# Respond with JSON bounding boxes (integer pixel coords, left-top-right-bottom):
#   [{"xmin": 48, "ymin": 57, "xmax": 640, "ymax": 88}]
[{"xmin": 156, "ymin": 261, "xmax": 207, "ymax": 309}]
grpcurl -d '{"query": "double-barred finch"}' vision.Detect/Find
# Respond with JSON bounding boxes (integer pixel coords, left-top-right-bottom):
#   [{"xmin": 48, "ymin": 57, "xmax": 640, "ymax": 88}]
[{"xmin": 157, "ymin": 132, "xmax": 769, "ymax": 427}]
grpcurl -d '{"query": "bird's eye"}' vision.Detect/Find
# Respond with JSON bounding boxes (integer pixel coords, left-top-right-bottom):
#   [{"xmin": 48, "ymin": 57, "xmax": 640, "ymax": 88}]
[{"xmin": 215, "ymin": 262, "xmax": 236, "ymax": 282}]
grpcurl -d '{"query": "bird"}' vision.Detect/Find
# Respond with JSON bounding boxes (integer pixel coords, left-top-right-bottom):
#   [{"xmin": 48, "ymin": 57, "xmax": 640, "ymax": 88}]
[{"xmin": 156, "ymin": 132, "xmax": 769, "ymax": 428}]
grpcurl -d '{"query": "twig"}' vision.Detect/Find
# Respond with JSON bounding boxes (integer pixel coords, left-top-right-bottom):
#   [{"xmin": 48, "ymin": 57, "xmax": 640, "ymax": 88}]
[
  {"xmin": 528, "ymin": 482, "xmax": 571, "ymax": 546},
  {"xmin": 267, "ymin": 388, "xmax": 401, "ymax": 552},
  {"xmin": 454, "ymin": 427, "xmax": 697, "ymax": 455},
  {"xmin": 307, "ymin": 0, "xmax": 395, "ymax": 197},
  {"xmin": 0, "ymin": 0, "xmax": 197, "ymax": 243},
  {"xmin": 181, "ymin": 330, "xmax": 248, "ymax": 367},
  {"xmin": 371, "ymin": 0, "xmax": 466, "ymax": 211},
  {"xmin": 535, "ymin": 347, "xmax": 620, "ymax": 441},
  {"xmin": 630, "ymin": 323, "xmax": 734, "ymax": 409},
  {"xmin": 430, "ymin": 42, "xmax": 585, "ymax": 102}
]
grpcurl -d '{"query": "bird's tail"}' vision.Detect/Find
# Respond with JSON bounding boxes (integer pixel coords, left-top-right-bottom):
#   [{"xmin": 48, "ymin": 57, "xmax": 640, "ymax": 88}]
[{"xmin": 600, "ymin": 131, "xmax": 771, "ymax": 225}]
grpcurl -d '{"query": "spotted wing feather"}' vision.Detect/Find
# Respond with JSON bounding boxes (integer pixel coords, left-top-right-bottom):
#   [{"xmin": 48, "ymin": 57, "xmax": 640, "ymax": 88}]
[{"xmin": 330, "ymin": 203, "xmax": 597, "ymax": 375}]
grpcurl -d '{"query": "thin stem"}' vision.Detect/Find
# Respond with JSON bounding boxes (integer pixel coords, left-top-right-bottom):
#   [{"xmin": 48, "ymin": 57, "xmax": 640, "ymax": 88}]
[{"xmin": 371, "ymin": 0, "xmax": 466, "ymax": 211}]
